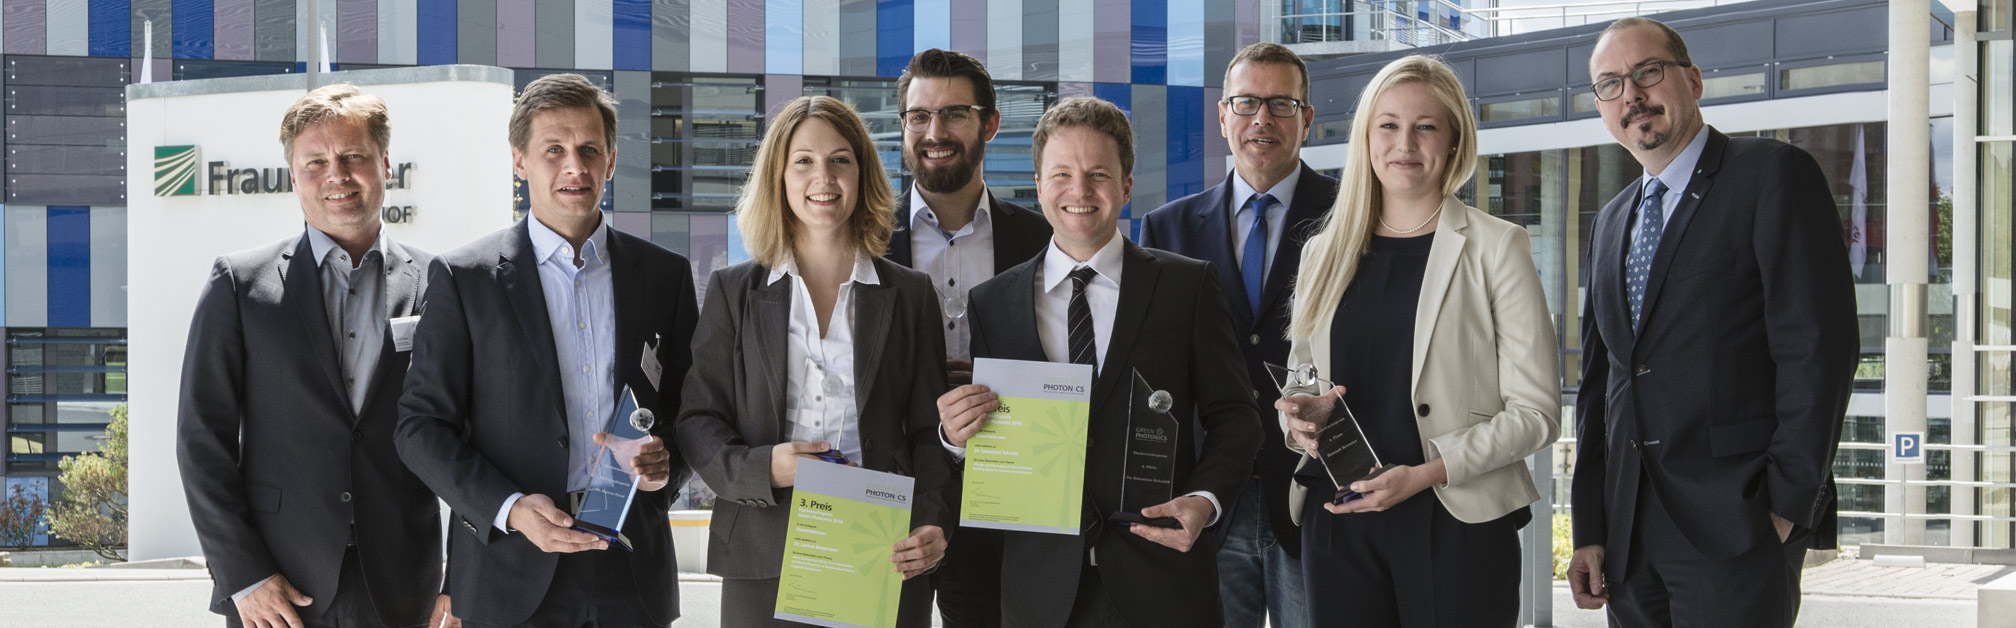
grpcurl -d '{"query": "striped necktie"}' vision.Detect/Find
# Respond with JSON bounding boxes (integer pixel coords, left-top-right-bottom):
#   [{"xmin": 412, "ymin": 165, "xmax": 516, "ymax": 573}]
[{"xmin": 1067, "ymin": 266, "xmax": 1098, "ymax": 371}]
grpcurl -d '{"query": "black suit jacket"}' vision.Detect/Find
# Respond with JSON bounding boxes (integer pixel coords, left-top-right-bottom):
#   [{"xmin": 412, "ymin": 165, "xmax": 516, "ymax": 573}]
[
  {"xmin": 969, "ymin": 240, "xmax": 1261, "ymax": 628},
  {"xmin": 673, "ymin": 257, "xmax": 955, "ymax": 582},
  {"xmin": 1137, "ymin": 163, "xmax": 1337, "ymax": 557},
  {"xmin": 1570, "ymin": 127, "xmax": 1858, "ymax": 580},
  {"xmin": 177, "ymin": 232, "xmax": 441, "ymax": 624},
  {"xmin": 885, "ymin": 188, "xmax": 1053, "ymax": 273},
  {"xmin": 396, "ymin": 220, "xmax": 697, "ymax": 626}
]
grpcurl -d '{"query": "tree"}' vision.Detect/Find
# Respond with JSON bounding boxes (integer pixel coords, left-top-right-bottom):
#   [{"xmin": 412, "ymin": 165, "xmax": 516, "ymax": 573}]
[
  {"xmin": 0, "ymin": 483, "xmax": 46, "ymax": 548},
  {"xmin": 46, "ymin": 404, "xmax": 127, "ymax": 561}
]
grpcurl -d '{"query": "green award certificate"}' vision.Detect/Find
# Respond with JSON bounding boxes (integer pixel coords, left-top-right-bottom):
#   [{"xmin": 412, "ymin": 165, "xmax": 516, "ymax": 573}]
[
  {"xmin": 774, "ymin": 460, "xmax": 915, "ymax": 628},
  {"xmin": 960, "ymin": 357, "xmax": 1094, "ymax": 535}
]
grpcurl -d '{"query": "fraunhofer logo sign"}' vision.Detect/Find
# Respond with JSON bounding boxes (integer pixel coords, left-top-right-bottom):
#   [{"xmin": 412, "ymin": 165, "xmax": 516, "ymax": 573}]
[{"xmin": 155, "ymin": 145, "xmax": 200, "ymax": 197}]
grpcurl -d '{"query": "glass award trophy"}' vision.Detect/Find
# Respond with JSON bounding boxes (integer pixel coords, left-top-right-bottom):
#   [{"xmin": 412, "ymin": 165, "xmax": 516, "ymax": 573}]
[
  {"xmin": 1109, "ymin": 369, "xmax": 1183, "ymax": 529},
  {"xmin": 574, "ymin": 385, "xmax": 653, "ymax": 551},
  {"xmin": 1264, "ymin": 363, "xmax": 1391, "ymax": 504}
]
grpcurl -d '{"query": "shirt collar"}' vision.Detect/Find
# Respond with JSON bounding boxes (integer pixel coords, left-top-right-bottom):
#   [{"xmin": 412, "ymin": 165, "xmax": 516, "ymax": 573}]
[
  {"xmin": 528, "ymin": 212, "xmax": 609, "ymax": 267},
  {"xmin": 1041, "ymin": 232, "xmax": 1126, "ymax": 294},
  {"xmin": 1230, "ymin": 163, "xmax": 1303, "ymax": 217},
  {"xmin": 909, "ymin": 186, "xmax": 995, "ymax": 237},
  {"xmin": 304, "ymin": 225, "xmax": 383, "ymax": 269},
  {"xmin": 766, "ymin": 248, "xmax": 883, "ymax": 287},
  {"xmin": 1643, "ymin": 125, "xmax": 1712, "ymax": 197}
]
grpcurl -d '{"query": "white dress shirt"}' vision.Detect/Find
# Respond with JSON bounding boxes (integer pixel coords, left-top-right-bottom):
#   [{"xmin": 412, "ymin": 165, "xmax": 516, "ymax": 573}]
[
  {"xmin": 495, "ymin": 215, "xmax": 618, "ymax": 533},
  {"xmin": 1228, "ymin": 166, "xmax": 1302, "ymax": 281},
  {"xmin": 1630, "ymin": 125, "xmax": 1712, "ymax": 244},
  {"xmin": 909, "ymin": 186, "xmax": 997, "ymax": 361},
  {"xmin": 771, "ymin": 250, "xmax": 880, "ymax": 464}
]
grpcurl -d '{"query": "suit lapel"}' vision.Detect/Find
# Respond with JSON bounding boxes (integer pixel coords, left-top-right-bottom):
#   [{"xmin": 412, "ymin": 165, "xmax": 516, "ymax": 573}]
[
  {"xmin": 852, "ymin": 275, "xmax": 895, "ymax": 415},
  {"xmin": 1193, "ymin": 176, "xmax": 1248, "ymax": 328},
  {"xmin": 1635, "ymin": 129, "xmax": 1726, "ymax": 337},
  {"xmin": 1410, "ymin": 198, "xmax": 1468, "ymax": 396},
  {"xmin": 609, "ymin": 231, "xmax": 647, "ymax": 402},
  {"xmin": 990, "ymin": 196, "xmax": 1038, "ymax": 273},
  {"xmin": 1095, "ymin": 243, "xmax": 1159, "ymax": 402},
  {"xmin": 1595, "ymin": 180, "xmax": 1640, "ymax": 353},
  {"xmin": 992, "ymin": 261, "xmax": 1049, "ymax": 361},
  {"xmin": 1260, "ymin": 165, "xmax": 1333, "ymax": 325},
  {"xmin": 356, "ymin": 240, "xmax": 423, "ymax": 421},
  {"xmin": 755, "ymin": 272, "xmax": 792, "ymax": 436},
  {"xmin": 499, "ymin": 221, "xmax": 567, "ymax": 426},
  {"xmin": 280, "ymin": 235, "xmax": 349, "ymax": 409}
]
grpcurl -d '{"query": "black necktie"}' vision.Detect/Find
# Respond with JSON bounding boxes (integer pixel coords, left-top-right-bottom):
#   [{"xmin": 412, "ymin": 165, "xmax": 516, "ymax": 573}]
[{"xmin": 1067, "ymin": 266, "xmax": 1098, "ymax": 371}]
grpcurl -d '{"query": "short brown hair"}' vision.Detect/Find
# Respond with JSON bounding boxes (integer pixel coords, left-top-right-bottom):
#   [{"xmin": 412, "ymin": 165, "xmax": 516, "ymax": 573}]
[
  {"xmin": 279, "ymin": 83, "xmax": 390, "ymax": 160},
  {"xmin": 734, "ymin": 96, "xmax": 897, "ymax": 268},
  {"xmin": 1224, "ymin": 42, "xmax": 1310, "ymax": 101},
  {"xmin": 1031, "ymin": 97, "xmax": 1135, "ymax": 178},
  {"xmin": 898, "ymin": 48, "xmax": 997, "ymax": 113},
  {"xmin": 509, "ymin": 73, "xmax": 619, "ymax": 151},
  {"xmin": 1599, "ymin": 17, "xmax": 1693, "ymax": 68}
]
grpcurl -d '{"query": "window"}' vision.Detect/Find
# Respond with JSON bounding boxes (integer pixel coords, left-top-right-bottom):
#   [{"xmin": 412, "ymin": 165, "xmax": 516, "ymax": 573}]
[
  {"xmin": 4, "ymin": 329, "xmax": 125, "ymax": 473},
  {"xmin": 1779, "ymin": 60, "xmax": 1885, "ymax": 92},
  {"xmin": 1479, "ymin": 95, "xmax": 1559, "ymax": 123},
  {"xmin": 3, "ymin": 56, "xmax": 130, "ymax": 206},
  {"xmin": 1700, "ymin": 72, "xmax": 1768, "ymax": 101}
]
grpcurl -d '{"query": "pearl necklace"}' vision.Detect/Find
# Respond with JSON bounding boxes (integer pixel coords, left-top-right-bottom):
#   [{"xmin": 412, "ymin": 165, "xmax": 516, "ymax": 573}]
[{"xmin": 1379, "ymin": 205, "xmax": 1444, "ymax": 235}]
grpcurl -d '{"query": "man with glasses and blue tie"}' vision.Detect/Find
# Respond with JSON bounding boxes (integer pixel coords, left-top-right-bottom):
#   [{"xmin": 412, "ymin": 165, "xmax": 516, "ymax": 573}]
[
  {"xmin": 1566, "ymin": 17, "xmax": 1857, "ymax": 628},
  {"xmin": 885, "ymin": 48, "xmax": 1053, "ymax": 628},
  {"xmin": 1140, "ymin": 41, "xmax": 1336, "ymax": 628}
]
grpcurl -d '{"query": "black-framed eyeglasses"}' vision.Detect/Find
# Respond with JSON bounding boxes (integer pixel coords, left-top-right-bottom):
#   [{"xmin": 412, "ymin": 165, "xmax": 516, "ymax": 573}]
[
  {"xmin": 1591, "ymin": 60, "xmax": 1689, "ymax": 101},
  {"xmin": 1223, "ymin": 95, "xmax": 1307, "ymax": 118},
  {"xmin": 899, "ymin": 105, "xmax": 988, "ymax": 132}
]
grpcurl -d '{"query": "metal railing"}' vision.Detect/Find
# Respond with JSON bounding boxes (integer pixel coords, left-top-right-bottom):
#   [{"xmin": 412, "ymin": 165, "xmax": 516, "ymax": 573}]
[{"xmin": 1271, "ymin": 0, "xmax": 1745, "ymax": 48}]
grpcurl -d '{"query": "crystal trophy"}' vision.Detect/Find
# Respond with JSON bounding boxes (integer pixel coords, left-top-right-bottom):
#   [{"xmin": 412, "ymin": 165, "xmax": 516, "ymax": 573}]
[
  {"xmin": 1264, "ymin": 363, "xmax": 1391, "ymax": 504},
  {"xmin": 573, "ymin": 385, "xmax": 653, "ymax": 550},
  {"xmin": 1109, "ymin": 369, "xmax": 1182, "ymax": 529}
]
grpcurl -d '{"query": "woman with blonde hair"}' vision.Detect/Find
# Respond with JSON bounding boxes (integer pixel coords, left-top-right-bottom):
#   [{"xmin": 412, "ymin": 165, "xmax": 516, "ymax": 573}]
[
  {"xmin": 1274, "ymin": 55, "xmax": 1560, "ymax": 626},
  {"xmin": 674, "ymin": 95, "xmax": 954, "ymax": 627}
]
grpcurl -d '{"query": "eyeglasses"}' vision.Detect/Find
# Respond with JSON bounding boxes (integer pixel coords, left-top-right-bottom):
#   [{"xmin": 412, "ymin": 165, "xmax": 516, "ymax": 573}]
[
  {"xmin": 1223, "ymin": 95, "xmax": 1307, "ymax": 118},
  {"xmin": 1591, "ymin": 60, "xmax": 1688, "ymax": 102},
  {"xmin": 899, "ymin": 105, "xmax": 988, "ymax": 132}
]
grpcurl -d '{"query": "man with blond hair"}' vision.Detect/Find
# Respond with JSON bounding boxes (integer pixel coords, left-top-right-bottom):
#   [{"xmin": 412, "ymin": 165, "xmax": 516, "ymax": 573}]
[
  {"xmin": 179, "ymin": 83, "xmax": 453, "ymax": 628},
  {"xmin": 935, "ymin": 97, "xmax": 1260, "ymax": 628},
  {"xmin": 397, "ymin": 73, "xmax": 695, "ymax": 627}
]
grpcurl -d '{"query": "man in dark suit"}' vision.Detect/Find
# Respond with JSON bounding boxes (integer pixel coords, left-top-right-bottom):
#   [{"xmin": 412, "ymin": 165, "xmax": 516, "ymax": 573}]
[
  {"xmin": 936, "ymin": 97, "xmax": 1261, "ymax": 628},
  {"xmin": 887, "ymin": 48, "xmax": 1052, "ymax": 628},
  {"xmin": 178, "ymin": 84, "xmax": 452, "ymax": 628},
  {"xmin": 1566, "ymin": 17, "xmax": 1858, "ymax": 628},
  {"xmin": 1138, "ymin": 41, "xmax": 1334, "ymax": 628},
  {"xmin": 396, "ymin": 73, "xmax": 697, "ymax": 628}
]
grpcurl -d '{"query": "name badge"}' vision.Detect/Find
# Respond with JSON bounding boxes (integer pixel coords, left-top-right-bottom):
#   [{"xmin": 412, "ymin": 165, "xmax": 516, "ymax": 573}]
[
  {"xmin": 390, "ymin": 316, "xmax": 421, "ymax": 352},
  {"xmin": 641, "ymin": 333, "xmax": 664, "ymax": 392}
]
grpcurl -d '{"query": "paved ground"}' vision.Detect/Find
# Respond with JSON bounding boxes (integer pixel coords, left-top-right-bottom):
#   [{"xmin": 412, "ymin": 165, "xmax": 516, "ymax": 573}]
[{"xmin": 0, "ymin": 559, "xmax": 1995, "ymax": 627}]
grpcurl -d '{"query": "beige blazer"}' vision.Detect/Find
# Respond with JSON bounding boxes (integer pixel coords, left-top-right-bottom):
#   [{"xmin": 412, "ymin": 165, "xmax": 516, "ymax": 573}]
[{"xmin": 1283, "ymin": 197, "xmax": 1561, "ymax": 525}]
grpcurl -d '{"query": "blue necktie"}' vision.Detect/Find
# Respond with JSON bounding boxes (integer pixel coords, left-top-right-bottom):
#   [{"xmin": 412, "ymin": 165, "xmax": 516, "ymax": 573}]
[
  {"xmin": 1626, "ymin": 177, "xmax": 1669, "ymax": 330},
  {"xmin": 1241, "ymin": 193, "xmax": 1274, "ymax": 316}
]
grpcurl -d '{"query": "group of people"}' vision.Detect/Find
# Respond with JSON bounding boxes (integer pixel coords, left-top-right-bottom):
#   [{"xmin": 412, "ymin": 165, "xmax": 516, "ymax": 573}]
[{"xmin": 177, "ymin": 15, "xmax": 1858, "ymax": 628}]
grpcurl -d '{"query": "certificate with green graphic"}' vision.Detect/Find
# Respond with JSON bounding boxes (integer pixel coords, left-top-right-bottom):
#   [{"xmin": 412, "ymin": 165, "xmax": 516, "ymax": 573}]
[
  {"xmin": 775, "ymin": 461, "xmax": 915, "ymax": 628},
  {"xmin": 960, "ymin": 358, "xmax": 1094, "ymax": 535}
]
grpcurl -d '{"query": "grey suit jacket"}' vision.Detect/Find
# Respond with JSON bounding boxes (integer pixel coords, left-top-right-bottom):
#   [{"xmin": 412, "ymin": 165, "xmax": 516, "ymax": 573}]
[
  {"xmin": 673, "ymin": 256, "xmax": 954, "ymax": 580},
  {"xmin": 177, "ymin": 231, "xmax": 441, "ymax": 624},
  {"xmin": 396, "ymin": 219, "xmax": 697, "ymax": 626}
]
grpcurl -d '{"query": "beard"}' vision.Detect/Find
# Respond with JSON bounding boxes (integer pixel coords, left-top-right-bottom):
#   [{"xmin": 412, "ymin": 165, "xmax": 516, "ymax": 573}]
[
  {"xmin": 1624, "ymin": 103, "xmax": 1670, "ymax": 151},
  {"xmin": 907, "ymin": 135, "xmax": 986, "ymax": 194}
]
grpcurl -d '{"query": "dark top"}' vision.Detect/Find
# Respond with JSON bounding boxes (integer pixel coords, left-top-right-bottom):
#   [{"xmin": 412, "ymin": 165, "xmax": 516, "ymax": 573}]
[{"xmin": 1328, "ymin": 233, "xmax": 1434, "ymax": 468}]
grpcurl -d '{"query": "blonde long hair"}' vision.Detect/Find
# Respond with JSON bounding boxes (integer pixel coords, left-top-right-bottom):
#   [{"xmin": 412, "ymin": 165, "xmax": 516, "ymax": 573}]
[
  {"xmin": 734, "ymin": 96, "xmax": 897, "ymax": 268},
  {"xmin": 1288, "ymin": 55, "xmax": 1477, "ymax": 341}
]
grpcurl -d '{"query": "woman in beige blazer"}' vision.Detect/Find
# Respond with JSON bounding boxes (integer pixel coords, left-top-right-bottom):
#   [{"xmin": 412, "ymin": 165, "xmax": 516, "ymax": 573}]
[{"xmin": 1275, "ymin": 55, "xmax": 1560, "ymax": 627}]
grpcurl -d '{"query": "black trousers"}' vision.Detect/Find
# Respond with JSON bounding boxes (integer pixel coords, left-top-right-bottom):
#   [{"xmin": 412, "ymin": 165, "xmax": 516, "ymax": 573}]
[
  {"xmin": 226, "ymin": 547, "xmax": 424, "ymax": 628},
  {"xmin": 719, "ymin": 573, "xmax": 936, "ymax": 628},
  {"xmin": 1300, "ymin": 492, "xmax": 1522, "ymax": 628},
  {"xmin": 462, "ymin": 548, "xmax": 661, "ymax": 628},
  {"xmin": 1060, "ymin": 567, "xmax": 1135, "ymax": 628},
  {"xmin": 1606, "ymin": 482, "xmax": 1808, "ymax": 628},
  {"xmin": 933, "ymin": 526, "xmax": 1004, "ymax": 628}
]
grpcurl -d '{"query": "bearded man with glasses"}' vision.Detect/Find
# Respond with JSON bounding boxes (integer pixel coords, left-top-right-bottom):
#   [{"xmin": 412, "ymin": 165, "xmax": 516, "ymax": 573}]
[
  {"xmin": 885, "ymin": 48, "xmax": 1053, "ymax": 628},
  {"xmin": 1567, "ymin": 17, "xmax": 1858, "ymax": 628}
]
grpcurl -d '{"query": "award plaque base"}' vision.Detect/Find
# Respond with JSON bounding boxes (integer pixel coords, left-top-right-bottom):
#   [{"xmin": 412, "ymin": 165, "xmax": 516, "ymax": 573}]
[
  {"xmin": 572, "ymin": 520, "xmax": 635, "ymax": 551},
  {"xmin": 1328, "ymin": 464, "xmax": 1396, "ymax": 505},
  {"xmin": 1108, "ymin": 511, "xmax": 1182, "ymax": 529}
]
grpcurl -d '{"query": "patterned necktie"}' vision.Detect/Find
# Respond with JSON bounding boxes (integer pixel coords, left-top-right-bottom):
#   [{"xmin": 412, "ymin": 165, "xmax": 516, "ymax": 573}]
[
  {"xmin": 1067, "ymin": 266, "xmax": 1099, "ymax": 371},
  {"xmin": 1626, "ymin": 177, "xmax": 1669, "ymax": 330},
  {"xmin": 1241, "ymin": 193, "xmax": 1274, "ymax": 316}
]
